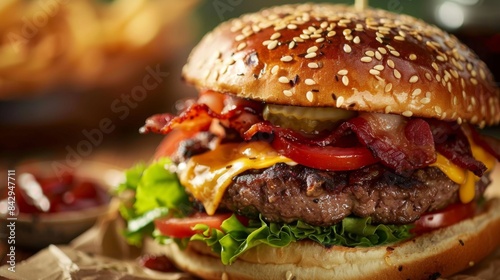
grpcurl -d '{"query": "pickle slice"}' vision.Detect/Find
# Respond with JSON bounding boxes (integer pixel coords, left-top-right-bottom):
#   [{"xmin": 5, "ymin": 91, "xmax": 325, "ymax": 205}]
[{"xmin": 263, "ymin": 104, "xmax": 357, "ymax": 133}]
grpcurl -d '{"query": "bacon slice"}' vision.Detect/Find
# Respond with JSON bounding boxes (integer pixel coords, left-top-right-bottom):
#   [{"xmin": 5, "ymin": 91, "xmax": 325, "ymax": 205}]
[
  {"xmin": 140, "ymin": 95, "xmax": 263, "ymax": 136},
  {"xmin": 339, "ymin": 114, "xmax": 436, "ymax": 173},
  {"xmin": 427, "ymin": 120, "xmax": 486, "ymax": 177}
]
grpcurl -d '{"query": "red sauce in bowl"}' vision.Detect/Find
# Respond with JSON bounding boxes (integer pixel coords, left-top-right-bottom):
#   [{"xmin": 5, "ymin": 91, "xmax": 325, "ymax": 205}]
[{"xmin": 3, "ymin": 172, "xmax": 109, "ymax": 214}]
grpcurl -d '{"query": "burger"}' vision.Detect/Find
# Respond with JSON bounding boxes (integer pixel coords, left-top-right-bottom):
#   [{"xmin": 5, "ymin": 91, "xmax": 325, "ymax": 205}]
[{"xmin": 116, "ymin": 3, "xmax": 500, "ymax": 279}]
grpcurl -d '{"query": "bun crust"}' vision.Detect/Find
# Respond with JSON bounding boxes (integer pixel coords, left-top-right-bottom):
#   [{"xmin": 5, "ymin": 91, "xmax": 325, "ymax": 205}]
[
  {"xmin": 182, "ymin": 4, "xmax": 500, "ymax": 126},
  {"xmin": 146, "ymin": 197, "xmax": 500, "ymax": 280}
]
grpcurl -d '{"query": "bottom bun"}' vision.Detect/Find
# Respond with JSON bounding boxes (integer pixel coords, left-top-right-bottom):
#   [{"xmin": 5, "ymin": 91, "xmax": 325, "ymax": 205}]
[{"xmin": 145, "ymin": 197, "xmax": 500, "ymax": 280}]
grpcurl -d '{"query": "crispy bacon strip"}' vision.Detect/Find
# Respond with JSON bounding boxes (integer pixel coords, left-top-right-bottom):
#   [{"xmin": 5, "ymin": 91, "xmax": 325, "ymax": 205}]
[
  {"xmin": 140, "ymin": 96, "xmax": 263, "ymax": 136},
  {"xmin": 428, "ymin": 120, "xmax": 486, "ymax": 177},
  {"xmin": 339, "ymin": 114, "xmax": 436, "ymax": 173}
]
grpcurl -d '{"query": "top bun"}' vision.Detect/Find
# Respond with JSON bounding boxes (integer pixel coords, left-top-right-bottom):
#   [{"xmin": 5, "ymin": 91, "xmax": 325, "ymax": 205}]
[{"xmin": 182, "ymin": 4, "xmax": 500, "ymax": 126}]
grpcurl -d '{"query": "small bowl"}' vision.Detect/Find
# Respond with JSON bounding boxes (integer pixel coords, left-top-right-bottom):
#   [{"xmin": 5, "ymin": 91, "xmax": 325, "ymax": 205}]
[{"xmin": 0, "ymin": 160, "xmax": 122, "ymax": 249}]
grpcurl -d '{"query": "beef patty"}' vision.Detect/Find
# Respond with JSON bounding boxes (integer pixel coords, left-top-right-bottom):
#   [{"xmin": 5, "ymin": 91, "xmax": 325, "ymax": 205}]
[{"xmin": 174, "ymin": 133, "xmax": 489, "ymax": 226}]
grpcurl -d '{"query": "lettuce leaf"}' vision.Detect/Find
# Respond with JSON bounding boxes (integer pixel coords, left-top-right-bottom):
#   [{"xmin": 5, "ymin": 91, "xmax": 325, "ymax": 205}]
[
  {"xmin": 116, "ymin": 158, "xmax": 191, "ymax": 245},
  {"xmin": 191, "ymin": 215, "xmax": 413, "ymax": 265}
]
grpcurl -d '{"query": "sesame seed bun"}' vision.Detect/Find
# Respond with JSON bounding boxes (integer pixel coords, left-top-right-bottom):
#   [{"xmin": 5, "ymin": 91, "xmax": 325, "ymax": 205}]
[
  {"xmin": 182, "ymin": 3, "xmax": 500, "ymax": 127},
  {"xmin": 147, "ymin": 196, "xmax": 500, "ymax": 280}
]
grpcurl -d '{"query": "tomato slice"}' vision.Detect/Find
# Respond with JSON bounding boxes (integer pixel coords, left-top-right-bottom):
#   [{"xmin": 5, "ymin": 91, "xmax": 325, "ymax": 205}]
[
  {"xmin": 272, "ymin": 133, "xmax": 378, "ymax": 171},
  {"xmin": 153, "ymin": 129, "xmax": 198, "ymax": 159},
  {"xmin": 154, "ymin": 213, "xmax": 232, "ymax": 238},
  {"xmin": 411, "ymin": 202, "xmax": 476, "ymax": 235}
]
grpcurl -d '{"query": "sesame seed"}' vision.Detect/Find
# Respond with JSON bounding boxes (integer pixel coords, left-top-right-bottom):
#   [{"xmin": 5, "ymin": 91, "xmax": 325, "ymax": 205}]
[
  {"xmin": 289, "ymin": 41, "xmax": 296, "ymax": 49},
  {"xmin": 327, "ymin": 31, "xmax": 336, "ymax": 37},
  {"xmin": 353, "ymin": 36, "xmax": 361, "ymax": 44},
  {"xmin": 342, "ymin": 75, "xmax": 349, "ymax": 86},
  {"xmin": 402, "ymin": 111, "xmax": 413, "ymax": 117},
  {"xmin": 267, "ymin": 40, "xmax": 278, "ymax": 50},
  {"xmin": 271, "ymin": 65, "xmax": 279, "ymax": 75},
  {"xmin": 409, "ymin": 75, "xmax": 419, "ymax": 83},
  {"xmin": 287, "ymin": 24, "xmax": 298, "ymax": 30},
  {"xmin": 425, "ymin": 73, "xmax": 432, "ymax": 81},
  {"xmin": 385, "ymin": 83, "xmax": 393, "ymax": 92},
  {"xmin": 373, "ymin": 65, "xmax": 384, "ymax": 71},
  {"xmin": 343, "ymin": 44, "xmax": 352, "ymax": 53},
  {"xmin": 376, "ymin": 37, "xmax": 383, "ymax": 44},
  {"xmin": 300, "ymin": 34, "xmax": 310, "ymax": 40},
  {"xmin": 479, "ymin": 69, "xmax": 486, "ymax": 80},
  {"xmin": 387, "ymin": 60, "xmax": 395, "ymax": 68},
  {"xmin": 305, "ymin": 52, "xmax": 317, "ymax": 59},
  {"xmin": 457, "ymin": 117, "xmax": 463, "ymax": 125},
  {"xmin": 283, "ymin": 90, "xmax": 293, "ymax": 96},
  {"xmin": 375, "ymin": 51, "xmax": 382, "ymax": 60},
  {"xmin": 308, "ymin": 26, "xmax": 316, "ymax": 32},
  {"xmin": 343, "ymin": 29, "xmax": 352, "ymax": 36},
  {"xmin": 305, "ymin": 78, "xmax": 316, "ymax": 85},
  {"xmin": 471, "ymin": 77, "xmax": 478, "ymax": 85},
  {"xmin": 315, "ymin": 38, "xmax": 325, "ymax": 43},
  {"xmin": 293, "ymin": 37, "xmax": 304, "ymax": 43},
  {"xmin": 436, "ymin": 55, "xmax": 445, "ymax": 62},
  {"xmin": 467, "ymin": 63, "xmax": 473, "ymax": 71},
  {"xmin": 409, "ymin": 54, "xmax": 417, "ymax": 60},
  {"xmin": 412, "ymin": 88, "xmax": 422, "ymax": 96},
  {"xmin": 453, "ymin": 96, "xmax": 458, "ymax": 105},
  {"xmin": 337, "ymin": 69, "xmax": 348, "ymax": 75},
  {"xmin": 390, "ymin": 50, "xmax": 400, "ymax": 57},
  {"xmin": 420, "ymin": 97, "xmax": 430, "ymax": 104},
  {"xmin": 365, "ymin": 50, "xmax": 375, "ymax": 57},
  {"xmin": 307, "ymin": 46, "xmax": 318, "ymax": 53},
  {"xmin": 237, "ymin": 42, "xmax": 247, "ymax": 51},
  {"xmin": 235, "ymin": 34, "xmax": 245, "ymax": 41},
  {"xmin": 436, "ymin": 74, "xmax": 441, "ymax": 82},
  {"xmin": 336, "ymin": 96, "xmax": 345, "ymax": 107},
  {"xmin": 447, "ymin": 82, "xmax": 452, "ymax": 93},
  {"xmin": 361, "ymin": 56, "xmax": 373, "ymax": 63},
  {"xmin": 369, "ymin": 69, "xmax": 380, "ymax": 75},
  {"xmin": 308, "ymin": 62, "xmax": 319, "ymax": 69},
  {"xmin": 432, "ymin": 62, "xmax": 439, "ymax": 71},
  {"xmin": 378, "ymin": 47, "xmax": 387, "ymax": 54},
  {"xmin": 281, "ymin": 55, "xmax": 293, "ymax": 62},
  {"xmin": 278, "ymin": 76, "xmax": 289, "ymax": 83},
  {"xmin": 394, "ymin": 35, "xmax": 405, "ymax": 41},
  {"xmin": 310, "ymin": 34, "xmax": 322, "ymax": 39},
  {"xmin": 306, "ymin": 91, "xmax": 314, "ymax": 102},
  {"xmin": 320, "ymin": 21, "xmax": 329, "ymax": 29},
  {"xmin": 393, "ymin": 69, "xmax": 401, "ymax": 79},
  {"xmin": 270, "ymin": 32, "xmax": 281, "ymax": 40},
  {"xmin": 385, "ymin": 105, "xmax": 392, "ymax": 114}
]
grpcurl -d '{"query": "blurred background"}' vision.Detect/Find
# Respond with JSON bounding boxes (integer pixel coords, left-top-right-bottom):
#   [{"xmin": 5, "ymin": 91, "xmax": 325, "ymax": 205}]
[{"xmin": 1, "ymin": 0, "xmax": 499, "ymax": 170}]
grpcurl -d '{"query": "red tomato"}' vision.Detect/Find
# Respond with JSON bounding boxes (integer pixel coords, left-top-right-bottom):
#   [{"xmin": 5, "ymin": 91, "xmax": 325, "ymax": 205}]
[
  {"xmin": 153, "ymin": 129, "xmax": 197, "ymax": 159},
  {"xmin": 272, "ymin": 133, "xmax": 379, "ymax": 171},
  {"xmin": 154, "ymin": 213, "xmax": 232, "ymax": 238},
  {"xmin": 411, "ymin": 202, "xmax": 476, "ymax": 235}
]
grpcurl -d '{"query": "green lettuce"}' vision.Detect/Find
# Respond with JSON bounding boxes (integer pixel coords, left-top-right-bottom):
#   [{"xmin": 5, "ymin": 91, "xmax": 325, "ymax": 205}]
[
  {"xmin": 191, "ymin": 215, "xmax": 413, "ymax": 265},
  {"xmin": 115, "ymin": 158, "xmax": 191, "ymax": 245},
  {"xmin": 117, "ymin": 158, "xmax": 413, "ymax": 261}
]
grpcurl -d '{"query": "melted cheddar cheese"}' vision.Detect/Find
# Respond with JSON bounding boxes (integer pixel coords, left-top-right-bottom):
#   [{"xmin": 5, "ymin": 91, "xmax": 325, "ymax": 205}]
[
  {"xmin": 178, "ymin": 141, "xmax": 295, "ymax": 215},
  {"xmin": 430, "ymin": 140, "xmax": 496, "ymax": 203}
]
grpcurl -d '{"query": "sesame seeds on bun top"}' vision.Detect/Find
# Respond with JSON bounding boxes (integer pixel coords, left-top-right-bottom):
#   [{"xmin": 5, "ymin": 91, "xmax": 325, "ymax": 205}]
[{"xmin": 182, "ymin": 3, "xmax": 500, "ymax": 126}]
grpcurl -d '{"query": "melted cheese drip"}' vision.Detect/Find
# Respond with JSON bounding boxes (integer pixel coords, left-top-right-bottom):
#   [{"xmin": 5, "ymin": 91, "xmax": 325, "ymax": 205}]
[
  {"xmin": 430, "ymin": 141, "xmax": 497, "ymax": 203},
  {"xmin": 178, "ymin": 141, "xmax": 295, "ymax": 215}
]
